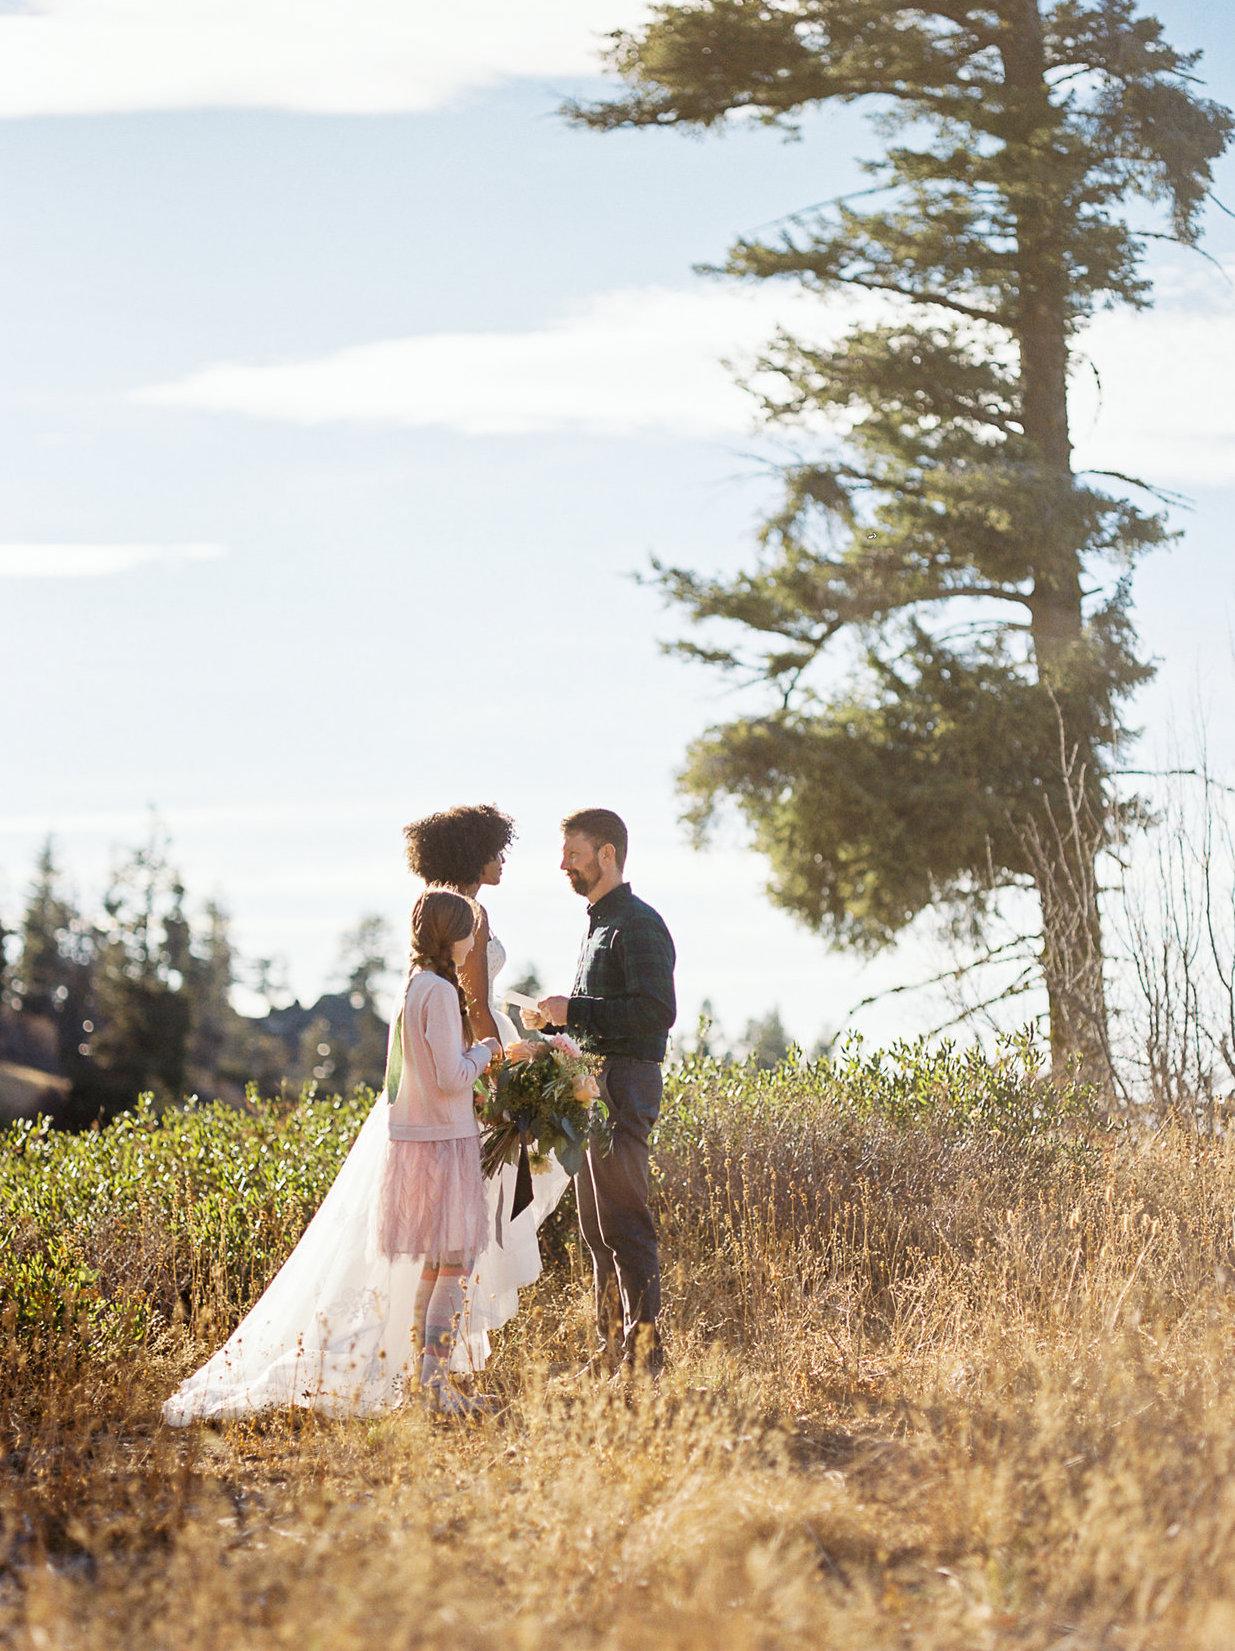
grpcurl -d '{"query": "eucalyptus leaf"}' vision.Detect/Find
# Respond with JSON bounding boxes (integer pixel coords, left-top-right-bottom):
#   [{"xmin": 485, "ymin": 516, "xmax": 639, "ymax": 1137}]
[{"xmin": 557, "ymin": 1142, "xmax": 584, "ymax": 1178}]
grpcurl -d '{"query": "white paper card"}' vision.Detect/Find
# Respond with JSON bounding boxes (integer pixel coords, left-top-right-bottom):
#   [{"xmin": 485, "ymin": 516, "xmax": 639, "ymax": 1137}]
[{"xmin": 499, "ymin": 987, "xmax": 542, "ymax": 1011}]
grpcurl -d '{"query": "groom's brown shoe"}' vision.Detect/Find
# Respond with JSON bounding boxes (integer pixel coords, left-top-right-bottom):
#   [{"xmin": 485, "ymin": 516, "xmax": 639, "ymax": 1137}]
[
  {"xmin": 624, "ymin": 1321, "xmax": 665, "ymax": 1381},
  {"xmin": 549, "ymin": 1353, "xmax": 615, "ymax": 1386}
]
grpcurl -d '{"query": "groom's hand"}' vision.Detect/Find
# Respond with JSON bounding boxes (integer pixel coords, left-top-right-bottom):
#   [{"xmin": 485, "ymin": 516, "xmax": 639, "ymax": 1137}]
[{"xmin": 538, "ymin": 995, "xmax": 571, "ymax": 1028}]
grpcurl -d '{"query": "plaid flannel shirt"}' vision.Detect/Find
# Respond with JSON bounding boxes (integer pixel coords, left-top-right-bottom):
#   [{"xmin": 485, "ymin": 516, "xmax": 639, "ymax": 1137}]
[{"xmin": 564, "ymin": 883, "xmax": 677, "ymax": 1062}]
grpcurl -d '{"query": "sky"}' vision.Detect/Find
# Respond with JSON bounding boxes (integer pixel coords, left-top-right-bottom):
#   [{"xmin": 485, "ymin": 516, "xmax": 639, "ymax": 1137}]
[{"xmin": 1, "ymin": 0, "xmax": 1233, "ymax": 1056}]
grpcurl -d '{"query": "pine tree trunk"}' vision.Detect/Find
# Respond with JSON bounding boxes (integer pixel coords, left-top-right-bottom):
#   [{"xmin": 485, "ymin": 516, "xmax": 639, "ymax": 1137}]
[{"xmin": 1005, "ymin": 0, "xmax": 1111, "ymax": 1086}]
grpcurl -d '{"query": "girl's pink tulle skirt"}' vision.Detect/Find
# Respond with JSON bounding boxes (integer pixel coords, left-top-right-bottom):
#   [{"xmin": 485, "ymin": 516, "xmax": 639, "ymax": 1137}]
[{"xmin": 376, "ymin": 1135, "xmax": 489, "ymax": 1261}]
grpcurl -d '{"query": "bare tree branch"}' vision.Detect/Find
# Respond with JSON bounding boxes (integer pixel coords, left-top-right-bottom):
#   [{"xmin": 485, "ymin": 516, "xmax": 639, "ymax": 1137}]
[{"xmin": 845, "ymin": 935, "xmax": 1041, "ymax": 1019}]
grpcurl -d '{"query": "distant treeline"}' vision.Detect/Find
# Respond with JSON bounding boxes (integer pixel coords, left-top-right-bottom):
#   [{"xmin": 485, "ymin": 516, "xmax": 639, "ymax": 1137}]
[
  {"xmin": 0, "ymin": 828, "xmax": 394, "ymax": 1128},
  {"xmin": 0, "ymin": 830, "xmax": 817, "ymax": 1129}
]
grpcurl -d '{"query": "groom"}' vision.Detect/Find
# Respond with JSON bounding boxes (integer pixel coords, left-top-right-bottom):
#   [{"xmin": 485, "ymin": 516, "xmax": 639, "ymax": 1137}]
[{"xmin": 531, "ymin": 808, "xmax": 676, "ymax": 1376}]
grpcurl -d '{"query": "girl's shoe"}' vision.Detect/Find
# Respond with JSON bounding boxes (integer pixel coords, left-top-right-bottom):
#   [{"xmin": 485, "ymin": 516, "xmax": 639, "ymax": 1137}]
[{"xmin": 422, "ymin": 1375, "xmax": 501, "ymax": 1419}]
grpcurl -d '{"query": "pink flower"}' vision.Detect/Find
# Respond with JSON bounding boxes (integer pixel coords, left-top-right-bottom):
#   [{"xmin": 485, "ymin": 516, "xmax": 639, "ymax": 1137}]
[
  {"xmin": 549, "ymin": 1033, "xmax": 583, "ymax": 1059},
  {"xmin": 504, "ymin": 1040, "xmax": 542, "ymax": 1065}
]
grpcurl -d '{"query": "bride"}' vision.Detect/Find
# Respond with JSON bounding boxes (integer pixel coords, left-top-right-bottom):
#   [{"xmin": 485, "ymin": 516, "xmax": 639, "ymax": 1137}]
[{"xmin": 162, "ymin": 805, "xmax": 570, "ymax": 1425}]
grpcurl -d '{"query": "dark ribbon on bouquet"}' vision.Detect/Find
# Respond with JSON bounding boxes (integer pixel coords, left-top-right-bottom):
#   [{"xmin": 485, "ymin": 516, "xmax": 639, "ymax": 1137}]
[
  {"xmin": 512, "ymin": 1139, "xmax": 534, "ymax": 1220},
  {"xmin": 494, "ymin": 1137, "xmax": 535, "ymax": 1244}
]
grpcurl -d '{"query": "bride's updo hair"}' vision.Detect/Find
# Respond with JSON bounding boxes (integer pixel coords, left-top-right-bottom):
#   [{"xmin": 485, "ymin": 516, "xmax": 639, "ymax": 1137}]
[
  {"xmin": 410, "ymin": 889, "xmax": 478, "ymax": 1043},
  {"xmin": 403, "ymin": 804, "xmax": 516, "ymax": 891}
]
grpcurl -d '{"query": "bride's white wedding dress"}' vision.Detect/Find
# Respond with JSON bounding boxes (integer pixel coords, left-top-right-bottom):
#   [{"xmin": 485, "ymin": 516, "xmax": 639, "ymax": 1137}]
[{"xmin": 162, "ymin": 927, "xmax": 571, "ymax": 1424}]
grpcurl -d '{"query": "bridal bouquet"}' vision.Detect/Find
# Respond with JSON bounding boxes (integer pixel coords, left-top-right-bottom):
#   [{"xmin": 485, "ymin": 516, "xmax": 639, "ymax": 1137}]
[{"xmin": 477, "ymin": 1033, "xmax": 610, "ymax": 1183}]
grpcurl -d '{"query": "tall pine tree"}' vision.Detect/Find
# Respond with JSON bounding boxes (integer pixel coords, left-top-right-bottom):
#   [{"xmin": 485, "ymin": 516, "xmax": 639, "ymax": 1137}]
[
  {"xmin": 11, "ymin": 839, "xmax": 97, "ymax": 1098},
  {"xmin": 16, "ymin": 838, "xmax": 78, "ymax": 1018},
  {"xmin": 186, "ymin": 898, "xmax": 243, "ymax": 1094},
  {"xmin": 92, "ymin": 826, "xmax": 192, "ymax": 1105},
  {"xmin": 569, "ymin": 0, "xmax": 1231, "ymax": 1076},
  {"xmin": 334, "ymin": 913, "xmax": 395, "ymax": 1090}
]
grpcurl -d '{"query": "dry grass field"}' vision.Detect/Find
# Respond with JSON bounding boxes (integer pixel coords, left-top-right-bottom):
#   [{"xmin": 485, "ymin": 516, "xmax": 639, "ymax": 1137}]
[{"xmin": 6, "ymin": 1049, "xmax": 1235, "ymax": 1650}]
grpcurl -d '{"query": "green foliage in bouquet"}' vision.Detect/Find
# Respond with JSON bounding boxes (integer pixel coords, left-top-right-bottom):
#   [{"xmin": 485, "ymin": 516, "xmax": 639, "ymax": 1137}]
[{"xmin": 478, "ymin": 1038, "xmax": 611, "ymax": 1180}]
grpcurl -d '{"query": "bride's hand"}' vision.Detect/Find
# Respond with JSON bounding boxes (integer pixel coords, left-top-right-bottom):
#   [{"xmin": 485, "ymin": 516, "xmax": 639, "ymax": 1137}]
[
  {"xmin": 479, "ymin": 1037, "xmax": 502, "ymax": 1063},
  {"xmin": 520, "ymin": 1006, "xmax": 548, "ymax": 1031}
]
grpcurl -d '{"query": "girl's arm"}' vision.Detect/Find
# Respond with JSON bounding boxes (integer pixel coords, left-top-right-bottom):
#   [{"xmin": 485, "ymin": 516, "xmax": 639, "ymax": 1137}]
[
  {"xmin": 460, "ymin": 903, "xmax": 501, "ymax": 1044},
  {"xmin": 420, "ymin": 978, "xmax": 494, "ymax": 1093}
]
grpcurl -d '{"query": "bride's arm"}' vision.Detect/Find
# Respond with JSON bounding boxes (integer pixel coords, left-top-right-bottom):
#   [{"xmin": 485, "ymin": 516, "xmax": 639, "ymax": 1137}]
[{"xmin": 461, "ymin": 904, "xmax": 502, "ymax": 1044}]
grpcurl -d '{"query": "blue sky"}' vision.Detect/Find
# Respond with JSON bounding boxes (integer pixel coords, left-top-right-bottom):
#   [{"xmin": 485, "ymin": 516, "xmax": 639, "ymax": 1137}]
[{"xmin": 1, "ymin": 1, "xmax": 1232, "ymax": 1054}]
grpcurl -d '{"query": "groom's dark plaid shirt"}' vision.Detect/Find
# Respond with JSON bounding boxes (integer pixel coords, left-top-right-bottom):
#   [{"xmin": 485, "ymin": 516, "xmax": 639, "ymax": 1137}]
[{"xmin": 564, "ymin": 882, "xmax": 677, "ymax": 1063}]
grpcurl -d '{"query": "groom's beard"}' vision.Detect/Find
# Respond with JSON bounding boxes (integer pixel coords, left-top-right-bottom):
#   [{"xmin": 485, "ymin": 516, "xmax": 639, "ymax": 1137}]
[{"xmin": 566, "ymin": 867, "xmax": 599, "ymax": 897}]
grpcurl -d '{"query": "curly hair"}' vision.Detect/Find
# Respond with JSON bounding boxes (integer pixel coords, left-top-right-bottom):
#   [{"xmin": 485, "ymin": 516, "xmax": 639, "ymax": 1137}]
[
  {"xmin": 410, "ymin": 889, "xmax": 477, "ymax": 1044},
  {"xmin": 402, "ymin": 804, "xmax": 516, "ymax": 891}
]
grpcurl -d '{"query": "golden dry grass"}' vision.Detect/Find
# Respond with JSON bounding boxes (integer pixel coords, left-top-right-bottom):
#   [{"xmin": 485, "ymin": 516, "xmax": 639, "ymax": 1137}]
[{"xmin": 7, "ymin": 1085, "xmax": 1235, "ymax": 1650}]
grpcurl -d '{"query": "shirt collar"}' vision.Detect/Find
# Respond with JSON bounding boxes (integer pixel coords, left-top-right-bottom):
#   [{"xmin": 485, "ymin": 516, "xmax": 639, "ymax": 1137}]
[{"xmin": 588, "ymin": 881, "xmax": 632, "ymax": 925}]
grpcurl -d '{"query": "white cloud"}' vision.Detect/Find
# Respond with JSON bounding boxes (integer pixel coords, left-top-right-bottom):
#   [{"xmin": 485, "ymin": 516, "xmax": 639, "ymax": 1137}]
[
  {"xmin": 133, "ymin": 275, "xmax": 1235, "ymax": 489},
  {"xmin": 1069, "ymin": 297, "xmax": 1235, "ymax": 490},
  {"xmin": 133, "ymin": 285, "xmax": 856, "ymax": 438},
  {"xmin": 0, "ymin": 0, "xmax": 651, "ymax": 118},
  {"xmin": 0, "ymin": 543, "xmax": 227, "ymax": 578}
]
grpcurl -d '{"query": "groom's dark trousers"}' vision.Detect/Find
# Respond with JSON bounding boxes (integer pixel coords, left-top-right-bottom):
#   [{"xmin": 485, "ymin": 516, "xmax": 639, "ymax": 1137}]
[
  {"xmin": 577, "ymin": 1056, "xmax": 664, "ymax": 1368},
  {"xmin": 555, "ymin": 881, "xmax": 676, "ymax": 1374}
]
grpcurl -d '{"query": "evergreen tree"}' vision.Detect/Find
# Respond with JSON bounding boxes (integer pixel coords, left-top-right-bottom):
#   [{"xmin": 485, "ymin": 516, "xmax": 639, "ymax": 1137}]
[
  {"xmin": 186, "ymin": 898, "xmax": 243, "ymax": 1093},
  {"xmin": 740, "ymin": 1006, "xmax": 793, "ymax": 1068},
  {"xmin": 335, "ymin": 913, "xmax": 395, "ymax": 1091},
  {"xmin": 91, "ymin": 826, "xmax": 192, "ymax": 1104},
  {"xmin": 12, "ymin": 839, "xmax": 95, "ymax": 1089},
  {"xmin": 297, "ymin": 1014, "xmax": 336, "ymax": 1090},
  {"xmin": 16, "ymin": 838, "xmax": 78, "ymax": 1018},
  {"xmin": 569, "ymin": 1, "xmax": 1231, "ymax": 1077},
  {"xmin": 690, "ymin": 996, "xmax": 731, "ymax": 1060},
  {"xmin": 0, "ymin": 907, "xmax": 11, "ymax": 1006},
  {"xmin": 509, "ymin": 965, "xmax": 544, "ymax": 1002},
  {"xmin": 239, "ymin": 1024, "xmax": 297, "ymax": 1101},
  {"xmin": 809, "ymin": 1026, "xmax": 839, "ymax": 1062},
  {"xmin": 497, "ymin": 965, "xmax": 543, "ymax": 1039},
  {"xmin": 336, "ymin": 914, "xmax": 394, "ymax": 1014},
  {"xmin": 249, "ymin": 952, "xmax": 291, "ymax": 1011}
]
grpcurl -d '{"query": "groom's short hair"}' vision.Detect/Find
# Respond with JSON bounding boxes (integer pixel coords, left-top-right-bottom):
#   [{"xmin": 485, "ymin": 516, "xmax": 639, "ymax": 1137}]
[{"xmin": 562, "ymin": 808, "xmax": 628, "ymax": 870}]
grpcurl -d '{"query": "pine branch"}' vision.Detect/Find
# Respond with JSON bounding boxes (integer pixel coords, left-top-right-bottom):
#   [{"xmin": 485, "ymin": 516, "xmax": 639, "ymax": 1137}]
[
  {"xmin": 844, "ymin": 935, "xmax": 1041, "ymax": 1017},
  {"xmin": 780, "ymin": 267, "xmax": 1002, "ymax": 326},
  {"xmin": 565, "ymin": 79, "xmax": 991, "ymax": 135},
  {"xmin": 738, "ymin": 182, "xmax": 898, "ymax": 240},
  {"xmin": 933, "ymin": 583, "xmax": 1029, "ymax": 602},
  {"xmin": 922, "ymin": 966, "xmax": 1041, "ymax": 1038},
  {"xmin": 1131, "ymin": 230, "xmax": 1235, "ymax": 289},
  {"xmin": 1078, "ymin": 469, "xmax": 1192, "ymax": 510},
  {"xmin": 1117, "ymin": 768, "xmax": 1235, "ymax": 797}
]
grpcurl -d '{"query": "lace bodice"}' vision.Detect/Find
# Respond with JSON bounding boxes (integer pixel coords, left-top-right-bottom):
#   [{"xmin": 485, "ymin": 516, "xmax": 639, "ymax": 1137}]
[
  {"xmin": 486, "ymin": 929, "xmax": 507, "ymax": 1015},
  {"xmin": 483, "ymin": 924, "xmax": 519, "ymax": 1043}
]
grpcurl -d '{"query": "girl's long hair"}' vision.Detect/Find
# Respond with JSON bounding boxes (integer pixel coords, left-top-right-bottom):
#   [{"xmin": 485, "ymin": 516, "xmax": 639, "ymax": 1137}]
[{"xmin": 410, "ymin": 888, "xmax": 477, "ymax": 1044}]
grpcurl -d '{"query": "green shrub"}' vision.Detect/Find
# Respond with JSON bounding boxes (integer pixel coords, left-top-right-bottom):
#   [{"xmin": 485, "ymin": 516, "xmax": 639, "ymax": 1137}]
[{"xmin": 662, "ymin": 1030, "xmax": 1099, "ymax": 1147}]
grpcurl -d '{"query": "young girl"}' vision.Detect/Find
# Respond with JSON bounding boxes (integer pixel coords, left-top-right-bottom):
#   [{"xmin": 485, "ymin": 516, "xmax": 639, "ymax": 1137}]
[{"xmin": 377, "ymin": 888, "xmax": 501, "ymax": 1415}]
